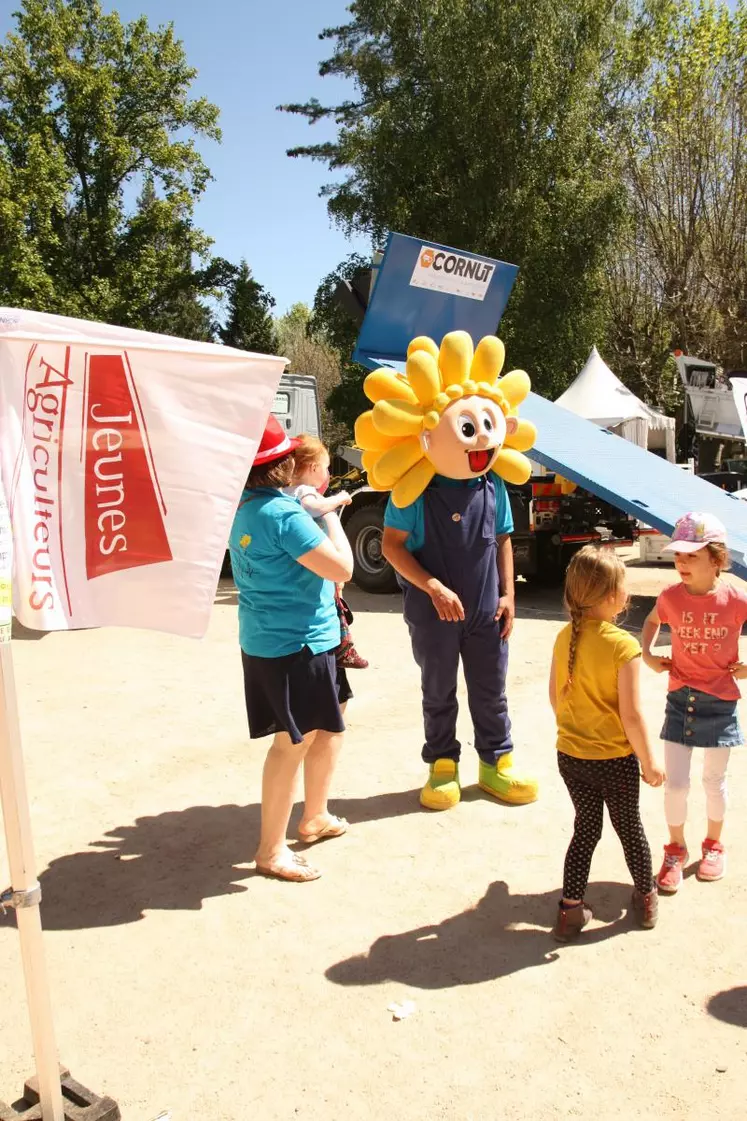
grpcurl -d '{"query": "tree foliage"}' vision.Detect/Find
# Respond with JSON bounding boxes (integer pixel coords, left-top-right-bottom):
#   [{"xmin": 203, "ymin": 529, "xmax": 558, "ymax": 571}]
[
  {"xmin": 0, "ymin": 0, "xmax": 228, "ymax": 337},
  {"xmin": 606, "ymin": 0, "xmax": 747, "ymax": 402},
  {"xmin": 285, "ymin": 0, "xmax": 747, "ymax": 426},
  {"xmin": 282, "ymin": 0, "xmax": 643, "ymax": 404},
  {"xmin": 306, "ymin": 253, "xmax": 371, "ymax": 437},
  {"xmin": 276, "ymin": 301, "xmax": 346, "ymax": 447},
  {"xmin": 219, "ymin": 260, "xmax": 279, "ymax": 354}
]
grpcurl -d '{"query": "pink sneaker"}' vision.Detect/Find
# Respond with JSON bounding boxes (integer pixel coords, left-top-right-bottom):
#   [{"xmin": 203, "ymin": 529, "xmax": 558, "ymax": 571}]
[
  {"xmin": 697, "ymin": 839, "xmax": 725, "ymax": 882},
  {"xmin": 655, "ymin": 843, "xmax": 689, "ymax": 894}
]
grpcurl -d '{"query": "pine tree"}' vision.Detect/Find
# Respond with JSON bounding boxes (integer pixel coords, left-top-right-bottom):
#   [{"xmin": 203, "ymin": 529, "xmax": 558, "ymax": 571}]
[{"xmin": 219, "ymin": 261, "xmax": 279, "ymax": 354}]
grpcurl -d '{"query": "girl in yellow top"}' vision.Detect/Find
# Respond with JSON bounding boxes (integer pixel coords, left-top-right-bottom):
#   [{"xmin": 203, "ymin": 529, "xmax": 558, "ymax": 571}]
[{"xmin": 549, "ymin": 546, "xmax": 665, "ymax": 942}]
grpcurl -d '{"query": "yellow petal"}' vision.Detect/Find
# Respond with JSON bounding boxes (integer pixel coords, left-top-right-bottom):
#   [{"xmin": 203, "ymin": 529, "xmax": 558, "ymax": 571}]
[
  {"xmin": 372, "ymin": 398, "xmax": 425, "ymax": 437},
  {"xmin": 366, "ymin": 462, "xmax": 391, "ymax": 491},
  {"xmin": 406, "ymin": 349, "xmax": 442, "ymax": 407},
  {"xmin": 364, "ymin": 369, "xmax": 418, "ymax": 404},
  {"xmin": 491, "ymin": 449, "xmax": 532, "ymax": 486},
  {"xmin": 361, "ymin": 450, "xmax": 382, "ymax": 476},
  {"xmin": 355, "ymin": 410, "xmax": 398, "ymax": 452},
  {"xmin": 499, "ymin": 369, "xmax": 531, "ymax": 407},
  {"xmin": 438, "ymin": 330, "xmax": 474, "ymax": 386},
  {"xmin": 407, "ymin": 335, "xmax": 439, "ymax": 361},
  {"xmin": 391, "ymin": 458, "xmax": 437, "ymax": 508},
  {"xmin": 374, "ymin": 437, "xmax": 424, "ymax": 487},
  {"xmin": 505, "ymin": 418, "xmax": 536, "ymax": 453},
  {"xmin": 472, "ymin": 336, "xmax": 505, "ymax": 384}
]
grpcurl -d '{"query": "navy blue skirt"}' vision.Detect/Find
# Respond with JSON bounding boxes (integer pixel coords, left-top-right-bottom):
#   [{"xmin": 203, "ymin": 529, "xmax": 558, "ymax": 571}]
[
  {"xmin": 242, "ymin": 646, "xmax": 352, "ymax": 744},
  {"xmin": 661, "ymin": 686, "xmax": 742, "ymax": 748}
]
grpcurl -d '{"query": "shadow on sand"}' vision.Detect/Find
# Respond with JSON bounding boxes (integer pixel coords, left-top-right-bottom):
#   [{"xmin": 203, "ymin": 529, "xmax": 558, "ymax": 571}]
[
  {"xmin": 0, "ymin": 788, "xmax": 429, "ymax": 931},
  {"xmin": 325, "ymin": 878, "xmax": 639, "ymax": 990},
  {"xmin": 707, "ymin": 986, "xmax": 747, "ymax": 1028}
]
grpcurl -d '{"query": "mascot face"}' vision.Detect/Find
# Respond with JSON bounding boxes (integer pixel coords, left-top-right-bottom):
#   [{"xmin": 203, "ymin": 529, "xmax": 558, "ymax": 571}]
[
  {"xmin": 424, "ymin": 395, "xmax": 518, "ymax": 480},
  {"xmin": 354, "ymin": 330, "xmax": 537, "ymax": 508}
]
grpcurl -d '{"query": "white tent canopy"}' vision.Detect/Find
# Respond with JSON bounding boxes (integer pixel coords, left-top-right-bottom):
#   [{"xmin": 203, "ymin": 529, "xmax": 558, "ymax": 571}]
[{"xmin": 556, "ymin": 346, "xmax": 675, "ymax": 461}]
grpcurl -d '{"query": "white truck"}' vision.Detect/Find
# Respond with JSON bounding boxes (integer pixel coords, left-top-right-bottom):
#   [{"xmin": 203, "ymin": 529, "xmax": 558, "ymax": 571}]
[
  {"xmin": 270, "ymin": 373, "xmax": 322, "ymax": 439},
  {"xmin": 675, "ymin": 352, "xmax": 746, "ymax": 469}
]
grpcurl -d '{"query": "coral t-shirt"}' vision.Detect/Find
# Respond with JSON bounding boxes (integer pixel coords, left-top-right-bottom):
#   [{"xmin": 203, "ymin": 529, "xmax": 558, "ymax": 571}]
[{"xmin": 657, "ymin": 581, "xmax": 747, "ymax": 701}]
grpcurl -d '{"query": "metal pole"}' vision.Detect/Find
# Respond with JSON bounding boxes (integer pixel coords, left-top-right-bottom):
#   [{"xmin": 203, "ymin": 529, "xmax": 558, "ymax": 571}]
[{"xmin": 0, "ymin": 484, "xmax": 65, "ymax": 1121}]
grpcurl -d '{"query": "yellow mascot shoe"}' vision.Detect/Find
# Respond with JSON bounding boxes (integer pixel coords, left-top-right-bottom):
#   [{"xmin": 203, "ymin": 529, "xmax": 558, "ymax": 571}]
[
  {"xmin": 478, "ymin": 754, "xmax": 538, "ymax": 805},
  {"xmin": 420, "ymin": 759, "xmax": 461, "ymax": 810}
]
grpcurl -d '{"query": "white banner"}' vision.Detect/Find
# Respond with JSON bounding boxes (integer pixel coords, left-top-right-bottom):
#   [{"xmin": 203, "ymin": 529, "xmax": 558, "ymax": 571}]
[
  {"xmin": 409, "ymin": 245, "xmax": 495, "ymax": 302},
  {"xmin": 0, "ymin": 308, "xmax": 286, "ymax": 638},
  {"xmin": 730, "ymin": 375, "xmax": 747, "ymax": 441},
  {"xmin": 0, "ymin": 474, "xmax": 11, "ymax": 644}
]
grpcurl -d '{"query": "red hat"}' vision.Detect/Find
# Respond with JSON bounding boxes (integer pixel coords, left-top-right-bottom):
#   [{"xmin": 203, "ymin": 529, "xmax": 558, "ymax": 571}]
[{"xmin": 252, "ymin": 413, "xmax": 301, "ymax": 466}]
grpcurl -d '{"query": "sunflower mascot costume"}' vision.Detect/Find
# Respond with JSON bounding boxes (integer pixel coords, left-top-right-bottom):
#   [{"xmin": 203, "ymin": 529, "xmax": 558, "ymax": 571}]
[{"xmin": 355, "ymin": 330, "xmax": 539, "ymax": 809}]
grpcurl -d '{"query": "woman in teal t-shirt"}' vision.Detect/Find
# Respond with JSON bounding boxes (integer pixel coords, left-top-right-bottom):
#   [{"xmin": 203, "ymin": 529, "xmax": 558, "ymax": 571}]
[{"xmin": 229, "ymin": 415, "xmax": 354, "ymax": 882}]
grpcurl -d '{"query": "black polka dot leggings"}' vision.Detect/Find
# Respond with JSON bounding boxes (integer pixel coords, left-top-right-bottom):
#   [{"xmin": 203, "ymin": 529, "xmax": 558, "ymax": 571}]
[{"xmin": 558, "ymin": 752, "xmax": 653, "ymax": 900}]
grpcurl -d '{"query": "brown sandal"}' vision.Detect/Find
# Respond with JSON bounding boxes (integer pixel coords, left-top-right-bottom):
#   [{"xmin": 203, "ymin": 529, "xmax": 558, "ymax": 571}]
[
  {"xmin": 297, "ymin": 815, "xmax": 349, "ymax": 845},
  {"xmin": 255, "ymin": 852, "xmax": 321, "ymax": 882}
]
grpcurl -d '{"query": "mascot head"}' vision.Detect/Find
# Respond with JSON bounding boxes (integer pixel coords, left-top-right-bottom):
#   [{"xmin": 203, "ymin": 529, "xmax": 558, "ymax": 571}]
[{"xmin": 354, "ymin": 331, "xmax": 537, "ymax": 508}]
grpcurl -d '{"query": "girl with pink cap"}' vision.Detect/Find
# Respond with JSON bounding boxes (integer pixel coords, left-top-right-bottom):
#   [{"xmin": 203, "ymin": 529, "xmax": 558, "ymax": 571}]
[{"xmin": 642, "ymin": 512, "xmax": 747, "ymax": 892}]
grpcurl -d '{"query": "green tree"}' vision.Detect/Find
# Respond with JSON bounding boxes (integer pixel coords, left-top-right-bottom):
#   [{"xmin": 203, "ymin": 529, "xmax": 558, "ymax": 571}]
[
  {"xmin": 276, "ymin": 300, "xmax": 346, "ymax": 446},
  {"xmin": 282, "ymin": 0, "xmax": 639, "ymax": 408},
  {"xmin": 219, "ymin": 260, "xmax": 279, "ymax": 354},
  {"xmin": 0, "ymin": 0, "xmax": 226, "ymax": 337},
  {"xmin": 606, "ymin": 0, "xmax": 747, "ymax": 401},
  {"xmin": 306, "ymin": 254, "xmax": 372, "ymax": 437}
]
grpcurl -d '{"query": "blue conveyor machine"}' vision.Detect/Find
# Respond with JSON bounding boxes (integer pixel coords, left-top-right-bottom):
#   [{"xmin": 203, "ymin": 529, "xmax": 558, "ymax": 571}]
[{"xmin": 352, "ymin": 233, "xmax": 747, "ymax": 579}]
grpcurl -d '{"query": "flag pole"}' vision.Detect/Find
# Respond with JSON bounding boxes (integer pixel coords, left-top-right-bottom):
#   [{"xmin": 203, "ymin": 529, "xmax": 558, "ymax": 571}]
[{"xmin": 0, "ymin": 482, "xmax": 65, "ymax": 1121}]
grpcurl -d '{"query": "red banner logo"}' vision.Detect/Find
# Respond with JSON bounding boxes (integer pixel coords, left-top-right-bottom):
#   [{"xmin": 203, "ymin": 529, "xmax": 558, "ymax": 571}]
[{"xmin": 84, "ymin": 353, "xmax": 172, "ymax": 579}]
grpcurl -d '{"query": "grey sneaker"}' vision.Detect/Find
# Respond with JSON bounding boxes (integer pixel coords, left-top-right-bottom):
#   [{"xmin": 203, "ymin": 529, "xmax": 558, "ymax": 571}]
[
  {"xmin": 552, "ymin": 901, "xmax": 593, "ymax": 942},
  {"xmin": 631, "ymin": 887, "xmax": 658, "ymax": 929}
]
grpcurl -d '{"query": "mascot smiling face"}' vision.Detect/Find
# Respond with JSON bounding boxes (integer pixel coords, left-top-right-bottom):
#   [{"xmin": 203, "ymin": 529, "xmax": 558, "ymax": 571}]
[
  {"xmin": 354, "ymin": 330, "xmax": 536, "ymax": 508},
  {"xmin": 423, "ymin": 393, "xmax": 516, "ymax": 479}
]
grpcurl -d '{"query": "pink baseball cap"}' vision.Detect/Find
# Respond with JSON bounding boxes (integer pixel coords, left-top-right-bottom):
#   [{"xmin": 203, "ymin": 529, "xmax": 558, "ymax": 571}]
[{"xmin": 663, "ymin": 511, "xmax": 728, "ymax": 554}]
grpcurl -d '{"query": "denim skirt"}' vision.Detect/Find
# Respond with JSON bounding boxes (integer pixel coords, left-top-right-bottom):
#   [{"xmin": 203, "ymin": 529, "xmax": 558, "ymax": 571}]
[{"xmin": 661, "ymin": 686, "xmax": 742, "ymax": 748}]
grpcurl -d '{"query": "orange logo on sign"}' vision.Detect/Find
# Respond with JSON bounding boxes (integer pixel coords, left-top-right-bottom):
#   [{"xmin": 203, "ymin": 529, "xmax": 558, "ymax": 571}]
[{"xmin": 420, "ymin": 248, "xmax": 435, "ymax": 268}]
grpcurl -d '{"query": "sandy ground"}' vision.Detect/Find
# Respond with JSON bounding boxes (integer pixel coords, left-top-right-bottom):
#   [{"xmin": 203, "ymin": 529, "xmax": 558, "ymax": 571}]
[{"xmin": 1, "ymin": 553, "xmax": 746, "ymax": 1120}]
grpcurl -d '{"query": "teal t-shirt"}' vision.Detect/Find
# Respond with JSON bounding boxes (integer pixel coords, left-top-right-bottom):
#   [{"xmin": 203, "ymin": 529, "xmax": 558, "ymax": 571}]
[
  {"xmin": 384, "ymin": 475, "xmax": 514, "ymax": 552},
  {"xmin": 229, "ymin": 489, "xmax": 340, "ymax": 657}
]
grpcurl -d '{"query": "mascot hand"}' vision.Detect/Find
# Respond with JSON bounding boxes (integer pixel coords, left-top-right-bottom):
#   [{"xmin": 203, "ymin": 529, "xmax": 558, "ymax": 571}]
[
  {"xmin": 426, "ymin": 579, "xmax": 465, "ymax": 623},
  {"xmin": 495, "ymin": 595, "xmax": 515, "ymax": 639}
]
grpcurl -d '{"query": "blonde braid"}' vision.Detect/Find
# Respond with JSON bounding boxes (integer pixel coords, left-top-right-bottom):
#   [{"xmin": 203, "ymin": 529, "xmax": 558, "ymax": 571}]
[
  {"xmin": 561, "ymin": 545, "xmax": 627, "ymax": 694},
  {"xmin": 566, "ymin": 607, "xmax": 582, "ymax": 687}
]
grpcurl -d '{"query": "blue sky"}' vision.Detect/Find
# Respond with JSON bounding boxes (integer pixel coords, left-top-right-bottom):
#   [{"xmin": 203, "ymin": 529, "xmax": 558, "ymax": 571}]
[{"xmin": 0, "ymin": 0, "xmax": 371, "ymax": 314}]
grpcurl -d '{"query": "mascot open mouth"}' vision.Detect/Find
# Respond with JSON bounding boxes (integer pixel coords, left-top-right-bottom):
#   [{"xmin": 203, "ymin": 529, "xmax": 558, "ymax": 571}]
[{"xmin": 467, "ymin": 449, "xmax": 493, "ymax": 473}]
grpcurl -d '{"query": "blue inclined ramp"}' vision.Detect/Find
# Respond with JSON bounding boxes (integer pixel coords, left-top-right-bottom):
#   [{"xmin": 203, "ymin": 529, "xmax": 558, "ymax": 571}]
[
  {"xmin": 358, "ymin": 354, "xmax": 747, "ymax": 580},
  {"xmin": 522, "ymin": 393, "xmax": 747, "ymax": 580}
]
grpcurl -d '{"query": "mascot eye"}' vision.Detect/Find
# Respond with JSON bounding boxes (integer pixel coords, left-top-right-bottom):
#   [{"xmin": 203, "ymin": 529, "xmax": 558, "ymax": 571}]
[
  {"xmin": 480, "ymin": 407, "xmax": 502, "ymax": 436},
  {"xmin": 458, "ymin": 414, "xmax": 476, "ymax": 439}
]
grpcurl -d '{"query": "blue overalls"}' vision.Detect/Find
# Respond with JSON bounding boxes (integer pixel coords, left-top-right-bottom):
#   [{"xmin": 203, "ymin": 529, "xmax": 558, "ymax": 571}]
[{"xmin": 399, "ymin": 475, "xmax": 513, "ymax": 765}]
